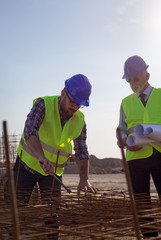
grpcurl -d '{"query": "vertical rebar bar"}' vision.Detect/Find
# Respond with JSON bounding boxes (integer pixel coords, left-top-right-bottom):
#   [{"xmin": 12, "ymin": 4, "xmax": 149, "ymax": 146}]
[
  {"xmin": 117, "ymin": 127, "xmax": 141, "ymax": 240},
  {"xmin": 3, "ymin": 121, "xmax": 21, "ymax": 240}
]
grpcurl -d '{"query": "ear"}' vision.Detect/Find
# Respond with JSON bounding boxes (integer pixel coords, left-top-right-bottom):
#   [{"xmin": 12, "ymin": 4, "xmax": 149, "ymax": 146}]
[
  {"xmin": 61, "ymin": 89, "xmax": 65, "ymax": 96},
  {"xmin": 61, "ymin": 89, "xmax": 66, "ymax": 100},
  {"xmin": 146, "ymin": 72, "xmax": 150, "ymax": 80}
]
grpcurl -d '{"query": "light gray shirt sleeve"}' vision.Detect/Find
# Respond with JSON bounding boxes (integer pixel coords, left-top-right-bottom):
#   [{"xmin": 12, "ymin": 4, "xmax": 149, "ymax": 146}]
[{"xmin": 117, "ymin": 104, "xmax": 128, "ymax": 141}]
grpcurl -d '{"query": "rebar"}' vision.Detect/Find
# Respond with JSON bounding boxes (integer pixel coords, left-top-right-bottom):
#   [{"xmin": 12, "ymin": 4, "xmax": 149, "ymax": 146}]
[{"xmin": 1, "ymin": 129, "xmax": 161, "ymax": 239}]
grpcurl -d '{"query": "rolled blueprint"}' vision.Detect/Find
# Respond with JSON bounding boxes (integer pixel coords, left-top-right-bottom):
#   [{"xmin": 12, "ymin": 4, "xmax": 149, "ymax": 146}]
[
  {"xmin": 126, "ymin": 134, "xmax": 157, "ymax": 147},
  {"xmin": 134, "ymin": 124, "xmax": 161, "ymax": 141},
  {"xmin": 134, "ymin": 124, "xmax": 153, "ymax": 137},
  {"xmin": 126, "ymin": 124, "xmax": 161, "ymax": 147}
]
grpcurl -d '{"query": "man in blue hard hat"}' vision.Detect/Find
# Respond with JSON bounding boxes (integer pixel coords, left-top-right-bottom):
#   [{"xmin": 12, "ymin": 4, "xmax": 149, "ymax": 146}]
[
  {"xmin": 117, "ymin": 55, "xmax": 161, "ymax": 238},
  {"xmin": 13, "ymin": 74, "xmax": 97, "ymax": 239}
]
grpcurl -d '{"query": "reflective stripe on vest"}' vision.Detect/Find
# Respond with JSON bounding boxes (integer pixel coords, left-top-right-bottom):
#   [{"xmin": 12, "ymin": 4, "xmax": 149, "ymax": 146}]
[{"xmin": 20, "ymin": 138, "xmax": 69, "ymax": 169}]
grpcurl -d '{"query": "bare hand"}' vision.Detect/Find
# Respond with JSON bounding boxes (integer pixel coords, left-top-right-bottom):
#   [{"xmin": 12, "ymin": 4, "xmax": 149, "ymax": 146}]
[
  {"xmin": 68, "ymin": 154, "xmax": 76, "ymax": 162},
  {"xmin": 39, "ymin": 158, "xmax": 54, "ymax": 175},
  {"xmin": 127, "ymin": 145, "xmax": 142, "ymax": 151},
  {"xmin": 77, "ymin": 179, "xmax": 98, "ymax": 197},
  {"xmin": 122, "ymin": 138, "xmax": 142, "ymax": 152}
]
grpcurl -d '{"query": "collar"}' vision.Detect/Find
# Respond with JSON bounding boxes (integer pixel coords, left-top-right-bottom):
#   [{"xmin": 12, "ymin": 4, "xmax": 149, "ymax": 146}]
[{"xmin": 136, "ymin": 85, "xmax": 153, "ymax": 98}]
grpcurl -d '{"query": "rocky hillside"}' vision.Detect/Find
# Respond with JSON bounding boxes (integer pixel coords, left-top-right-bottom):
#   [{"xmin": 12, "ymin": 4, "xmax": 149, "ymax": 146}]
[{"xmin": 64, "ymin": 155, "xmax": 123, "ymax": 174}]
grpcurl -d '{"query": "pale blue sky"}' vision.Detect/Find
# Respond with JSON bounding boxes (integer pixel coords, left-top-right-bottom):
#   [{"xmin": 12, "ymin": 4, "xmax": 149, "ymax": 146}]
[{"xmin": 1, "ymin": 0, "xmax": 161, "ymax": 159}]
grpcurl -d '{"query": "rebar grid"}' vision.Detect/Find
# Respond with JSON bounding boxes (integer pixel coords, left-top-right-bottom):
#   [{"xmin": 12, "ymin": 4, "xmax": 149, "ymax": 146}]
[
  {"xmin": 1, "ymin": 185, "xmax": 161, "ymax": 240},
  {"xmin": 0, "ymin": 133, "xmax": 20, "ymax": 164},
  {"xmin": 1, "ymin": 131, "xmax": 161, "ymax": 239}
]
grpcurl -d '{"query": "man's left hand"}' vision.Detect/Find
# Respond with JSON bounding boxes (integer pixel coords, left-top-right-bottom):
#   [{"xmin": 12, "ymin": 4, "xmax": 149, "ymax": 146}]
[{"xmin": 77, "ymin": 179, "xmax": 98, "ymax": 197}]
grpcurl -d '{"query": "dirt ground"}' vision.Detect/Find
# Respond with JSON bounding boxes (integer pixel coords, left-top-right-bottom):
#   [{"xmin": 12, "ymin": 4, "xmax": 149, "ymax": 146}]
[{"xmin": 63, "ymin": 173, "xmax": 157, "ymax": 194}]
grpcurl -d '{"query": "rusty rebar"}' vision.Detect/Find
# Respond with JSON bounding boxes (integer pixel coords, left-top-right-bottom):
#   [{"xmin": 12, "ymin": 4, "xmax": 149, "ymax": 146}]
[
  {"xmin": 3, "ymin": 121, "xmax": 21, "ymax": 240},
  {"xmin": 117, "ymin": 127, "xmax": 141, "ymax": 239},
  {"xmin": 1, "ymin": 132, "xmax": 161, "ymax": 239}
]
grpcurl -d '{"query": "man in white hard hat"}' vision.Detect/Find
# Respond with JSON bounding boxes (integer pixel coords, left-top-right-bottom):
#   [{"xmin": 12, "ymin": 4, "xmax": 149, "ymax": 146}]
[{"xmin": 117, "ymin": 55, "xmax": 161, "ymax": 238}]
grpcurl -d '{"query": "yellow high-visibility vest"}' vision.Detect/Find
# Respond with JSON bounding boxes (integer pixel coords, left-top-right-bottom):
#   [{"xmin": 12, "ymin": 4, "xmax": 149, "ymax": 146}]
[
  {"xmin": 122, "ymin": 88, "xmax": 161, "ymax": 161},
  {"xmin": 17, "ymin": 96, "xmax": 85, "ymax": 176}
]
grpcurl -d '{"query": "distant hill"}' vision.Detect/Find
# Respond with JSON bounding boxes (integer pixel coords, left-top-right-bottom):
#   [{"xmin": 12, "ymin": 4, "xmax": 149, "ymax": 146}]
[{"xmin": 64, "ymin": 154, "xmax": 123, "ymax": 174}]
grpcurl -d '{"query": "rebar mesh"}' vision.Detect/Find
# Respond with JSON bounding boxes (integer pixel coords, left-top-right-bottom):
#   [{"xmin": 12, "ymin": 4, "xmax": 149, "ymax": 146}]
[
  {"xmin": 0, "ymin": 133, "xmax": 20, "ymax": 165},
  {"xmin": 1, "ymin": 185, "xmax": 161, "ymax": 239},
  {"xmin": 1, "ymin": 133, "xmax": 161, "ymax": 239}
]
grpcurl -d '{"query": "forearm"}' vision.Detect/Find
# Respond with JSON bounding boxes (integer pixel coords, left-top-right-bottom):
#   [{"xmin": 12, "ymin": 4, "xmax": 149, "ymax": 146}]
[
  {"xmin": 26, "ymin": 135, "xmax": 45, "ymax": 162},
  {"xmin": 74, "ymin": 123, "xmax": 97, "ymax": 195},
  {"xmin": 77, "ymin": 159, "xmax": 89, "ymax": 181},
  {"xmin": 77, "ymin": 158, "xmax": 97, "ymax": 196},
  {"xmin": 26, "ymin": 135, "xmax": 54, "ymax": 175}
]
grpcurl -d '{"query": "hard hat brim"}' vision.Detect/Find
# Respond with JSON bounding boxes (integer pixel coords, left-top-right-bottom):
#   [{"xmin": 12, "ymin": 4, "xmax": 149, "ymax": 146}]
[
  {"xmin": 66, "ymin": 85, "xmax": 90, "ymax": 106},
  {"xmin": 71, "ymin": 95, "xmax": 90, "ymax": 106}
]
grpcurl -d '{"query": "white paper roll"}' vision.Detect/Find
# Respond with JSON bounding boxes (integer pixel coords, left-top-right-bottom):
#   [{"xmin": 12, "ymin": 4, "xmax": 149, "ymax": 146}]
[
  {"xmin": 126, "ymin": 134, "xmax": 156, "ymax": 147},
  {"xmin": 134, "ymin": 124, "xmax": 161, "ymax": 141},
  {"xmin": 134, "ymin": 124, "xmax": 156, "ymax": 137}
]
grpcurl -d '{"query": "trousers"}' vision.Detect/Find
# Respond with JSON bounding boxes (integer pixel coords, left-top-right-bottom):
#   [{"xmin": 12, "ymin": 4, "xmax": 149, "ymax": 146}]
[
  {"xmin": 128, "ymin": 150, "xmax": 161, "ymax": 238},
  {"xmin": 13, "ymin": 155, "xmax": 62, "ymax": 239}
]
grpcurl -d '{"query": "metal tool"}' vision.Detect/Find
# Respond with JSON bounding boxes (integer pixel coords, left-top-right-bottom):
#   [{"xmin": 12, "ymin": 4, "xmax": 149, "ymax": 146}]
[
  {"xmin": 52, "ymin": 173, "xmax": 72, "ymax": 194},
  {"xmin": 40, "ymin": 161, "xmax": 72, "ymax": 194}
]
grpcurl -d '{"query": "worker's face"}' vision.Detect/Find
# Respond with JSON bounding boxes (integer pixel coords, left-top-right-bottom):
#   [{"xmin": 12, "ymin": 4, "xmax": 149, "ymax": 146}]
[
  {"xmin": 126, "ymin": 71, "xmax": 150, "ymax": 93},
  {"xmin": 60, "ymin": 89, "xmax": 80, "ymax": 118}
]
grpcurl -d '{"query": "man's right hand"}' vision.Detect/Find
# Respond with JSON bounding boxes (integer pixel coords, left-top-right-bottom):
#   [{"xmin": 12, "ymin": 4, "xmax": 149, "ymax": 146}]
[
  {"xmin": 26, "ymin": 136, "xmax": 54, "ymax": 175},
  {"xmin": 122, "ymin": 138, "xmax": 142, "ymax": 151},
  {"xmin": 127, "ymin": 145, "xmax": 142, "ymax": 151},
  {"xmin": 39, "ymin": 157, "xmax": 54, "ymax": 175}
]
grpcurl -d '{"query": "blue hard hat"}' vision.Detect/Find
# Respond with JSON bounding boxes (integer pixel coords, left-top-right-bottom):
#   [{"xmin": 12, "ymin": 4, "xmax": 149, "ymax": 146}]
[
  {"xmin": 65, "ymin": 74, "xmax": 92, "ymax": 106},
  {"xmin": 122, "ymin": 55, "xmax": 149, "ymax": 79}
]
